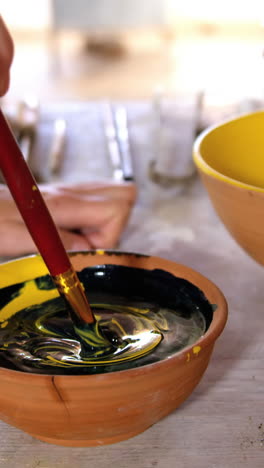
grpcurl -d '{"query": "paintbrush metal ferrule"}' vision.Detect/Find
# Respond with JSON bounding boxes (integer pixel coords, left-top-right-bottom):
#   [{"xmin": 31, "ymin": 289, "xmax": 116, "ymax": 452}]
[{"xmin": 53, "ymin": 266, "xmax": 95, "ymax": 325}]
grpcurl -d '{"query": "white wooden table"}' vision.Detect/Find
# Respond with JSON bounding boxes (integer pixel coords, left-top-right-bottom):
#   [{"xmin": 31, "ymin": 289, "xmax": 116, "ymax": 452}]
[{"xmin": 0, "ymin": 101, "xmax": 263, "ymax": 468}]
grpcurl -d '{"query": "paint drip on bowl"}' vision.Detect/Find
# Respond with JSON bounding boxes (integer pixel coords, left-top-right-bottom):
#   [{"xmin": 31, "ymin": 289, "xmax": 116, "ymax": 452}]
[{"xmin": 0, "ymin": 265, "xmax": 214, "ymax": 375}]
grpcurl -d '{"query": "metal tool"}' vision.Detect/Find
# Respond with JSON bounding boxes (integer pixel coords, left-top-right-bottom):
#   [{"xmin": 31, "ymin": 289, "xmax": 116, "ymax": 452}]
[
  {"xmin": 114, "ymin": 106, "xmax": 134, "ymax": 181},
  {"xmin": 102, "ymin": 102, "xmax": 124, "ymax": 181},
  {"xmin": 102, "ymin": 102, "xmax": 134, "ymax": 182},
  {"xmin": 48, "ymin": 118, "xmax": 67, "ymax": 175},
  {"xmin": 16, "ymin": 96, "xmax": 39, "ymax": 164}
]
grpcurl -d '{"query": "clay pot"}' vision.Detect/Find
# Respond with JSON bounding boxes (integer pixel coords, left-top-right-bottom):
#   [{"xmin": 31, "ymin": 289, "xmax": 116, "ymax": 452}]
[
  {"xmin": 193, "ymin": 110, "xmax": 264, "ymax": 265},
  {"xmin": 0, "ymin": 251, "xmax": 227, "ymax": 447}
]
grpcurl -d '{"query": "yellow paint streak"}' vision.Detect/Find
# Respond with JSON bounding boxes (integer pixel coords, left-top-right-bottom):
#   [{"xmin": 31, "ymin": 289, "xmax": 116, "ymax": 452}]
[
  {"xmin": 192, "ymin": 345, "xmax": 201, "ymax": 356},
  {"xmin": 186, "ymin": 352, "xmax": 191, "ymax": 362},
  {"xmin": 0, "ymin": 256, "xmax": 49, "ymax": 289},
  {"xmin": 46, "ymin": 332, "xmax": 162, "ymax": 367},
  {"xmin": 32, "ymin": 185, "xmax": 37, "ymax": 191},
  {"xmin": 93, "ymin": 303, "xmax": 149, "ymax": 315},
  {"xmin": 0, "ymin": 280, "xmax": 59, "ymax": 322},
  {"xmin": 0, "ymin": 320, "xmax": 8, "ymax": 328},
  {"xmin": 96, "ymin": 250, "xmax": 105, "ymax": 255}
]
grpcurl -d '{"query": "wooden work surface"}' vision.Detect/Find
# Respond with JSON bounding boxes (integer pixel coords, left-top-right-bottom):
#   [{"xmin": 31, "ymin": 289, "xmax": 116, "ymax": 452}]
[{"xmin": 0, "ymin": 101, "xmax": 263, "ymax": 468}]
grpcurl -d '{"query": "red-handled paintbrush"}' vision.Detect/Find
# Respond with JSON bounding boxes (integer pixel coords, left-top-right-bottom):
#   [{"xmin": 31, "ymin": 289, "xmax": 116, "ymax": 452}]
[{"xmin": 0, "ymin": 108, "xmax": 95, "ymax": 326}]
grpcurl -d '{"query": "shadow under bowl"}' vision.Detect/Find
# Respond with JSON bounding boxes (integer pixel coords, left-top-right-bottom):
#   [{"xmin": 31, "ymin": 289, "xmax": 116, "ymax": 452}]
[
  {"xmin": 0, "ymin": 250, "xmax": 227, "ymax": 447},
  {"xmin": 193, "ymin": 110, "xmax": 264, "ymax": 265}
]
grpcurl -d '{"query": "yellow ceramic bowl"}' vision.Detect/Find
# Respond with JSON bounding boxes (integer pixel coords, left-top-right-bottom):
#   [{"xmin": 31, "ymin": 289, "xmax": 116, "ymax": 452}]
[{"xmin": 193, "ymin": 110, "xmax": 264, "ymax": 265}]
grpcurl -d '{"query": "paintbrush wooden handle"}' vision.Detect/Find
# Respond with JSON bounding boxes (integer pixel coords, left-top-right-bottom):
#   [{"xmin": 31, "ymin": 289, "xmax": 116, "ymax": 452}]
[
  {"xmin": 0, "ymin": 108, "xmax": 71, "ymax": 275},
  {"xmin": 0, "ymin": 109, "xmax": 95, "ymax": 324}
]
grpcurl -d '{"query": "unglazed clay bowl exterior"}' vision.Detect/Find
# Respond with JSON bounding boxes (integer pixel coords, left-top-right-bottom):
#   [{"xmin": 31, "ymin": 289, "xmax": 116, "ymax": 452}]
[
  {"xmin": 193, "ymin": 110, "xmax": 264, "ymax": 265},
  {"xmin": 0, "ymin": 250, "xmax": 227, "ymax": 447}
]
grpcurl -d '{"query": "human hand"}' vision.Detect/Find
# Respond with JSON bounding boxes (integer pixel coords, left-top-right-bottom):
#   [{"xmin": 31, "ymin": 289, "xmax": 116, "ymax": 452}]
[
  {"xmin": 0, "ymin": 16, "xmax": 14, "ymax": 96},
  {"xmin": 0, "ymin": 181, "xmax": 137, "ymax": 257}
]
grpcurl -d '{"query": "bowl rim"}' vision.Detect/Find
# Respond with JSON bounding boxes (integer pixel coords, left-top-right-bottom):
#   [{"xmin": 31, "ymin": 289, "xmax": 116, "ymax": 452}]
[
  {"xmin": 193, "ymin": 110, "xmax": 264, "ymax": 193},
  {"xmin": 0, "ymin": 250, "xmax": 228, "ymax": 381}
]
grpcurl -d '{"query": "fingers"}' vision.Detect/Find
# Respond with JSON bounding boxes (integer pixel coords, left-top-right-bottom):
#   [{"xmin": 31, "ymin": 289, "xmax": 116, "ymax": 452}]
[
  {"xmin": 2, "ymin": 181, "xmax": 137, "ymax": 228},
  {"xmin": 0, "ymin": 221, "xmax": 38, "ymax": 256},
  {"xmin": 0, "ymin": 185, "xmax": 111, "ymax": 230},
  {"xmin": 0, "ymin": 180, "xmax": 136, "ymax": 256},
  {"xmin": 0, "ymin": 74, "xmax": 10, "ymax": 97},
  {"xmin": 86, "ymin": 202, "xmax": 132, "ymax": 248},
  {"xmin": 0, "ymin": 16, "xmax": 14, "ymax": 96},
  {"xmin": 0, "ymin": 220, "xmax": 92, "ymax": 257},
  {"xmin": 46, "ymin": 195, "xmax": 129, "ymax": 229},
  {"xmin": 57, "ymin": 229, "xmax": 92, "ymax": 251},
  {"xmin": 44, "ymin": 193, "xmax": 107, "ymax": 228},
  {"xmin": 52, "ymin": 181, "xmax": 137, "ymax": 203}
]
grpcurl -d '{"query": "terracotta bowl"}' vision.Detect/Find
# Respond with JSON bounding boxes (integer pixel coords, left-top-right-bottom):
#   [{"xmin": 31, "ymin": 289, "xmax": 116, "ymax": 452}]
[
  {"xmin": 0, "ymin": 250, "xmax": 227, "ymax": 447},
  {"xmin": 193, "ymin": 110, "xmax": 264, "ymax": 265}
]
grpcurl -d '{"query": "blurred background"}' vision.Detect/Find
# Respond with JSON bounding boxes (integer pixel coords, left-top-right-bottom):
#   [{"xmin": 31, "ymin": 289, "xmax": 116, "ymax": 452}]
[{"xmin": 1, "ymin": 0, "xmax": 264, "ymax": 107}]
